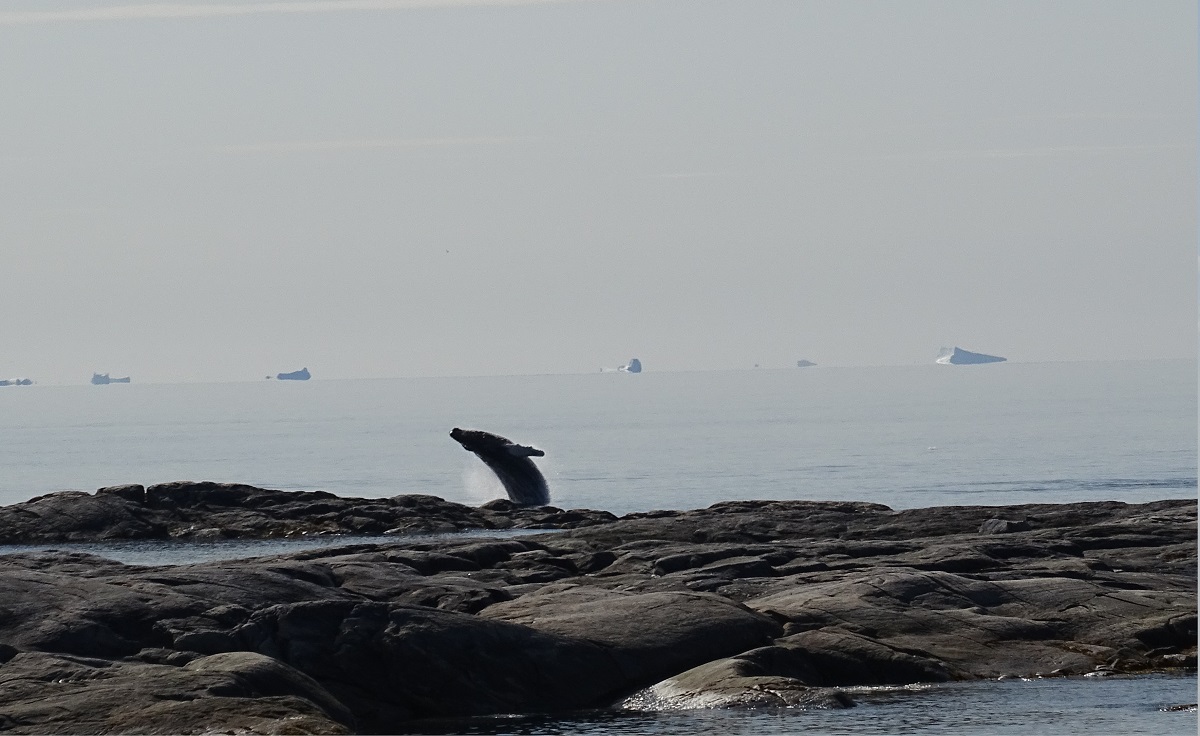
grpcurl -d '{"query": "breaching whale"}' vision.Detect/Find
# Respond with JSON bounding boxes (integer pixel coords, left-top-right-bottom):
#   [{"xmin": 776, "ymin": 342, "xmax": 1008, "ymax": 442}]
[{"xmin": 450, "ymin": 428, "xmax": 550, "ymax": 506}]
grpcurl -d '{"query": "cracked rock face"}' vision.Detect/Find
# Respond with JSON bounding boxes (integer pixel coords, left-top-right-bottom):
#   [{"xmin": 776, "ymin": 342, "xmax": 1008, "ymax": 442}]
[{"xmin": 0, "ymin": 492, "xmax": 1194, "ymax": 733}]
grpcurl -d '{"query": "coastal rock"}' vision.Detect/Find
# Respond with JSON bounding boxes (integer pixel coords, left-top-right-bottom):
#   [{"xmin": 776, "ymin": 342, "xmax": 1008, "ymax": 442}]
[
  {"xmin": 0, "ymin": 492, "xmax": 1193, "ymax": 733},
  {"xmin": 748, "ymin": 568, "xmax": 1195, "ymax": 677},
  {"xmin": 979, "ymin": 518, "xmax": 1033, "ymax": 534},
  {"xmin": 622, "ymin": 653, "xmax": 855, "ymax": 710},
  {"xmin": 623, "ymin": 625, "xmax": 962, "ymax": 709},
  {"xmin": 182, "ymin": 651, "xmax": 354, "ymax": 726},
  {"xmin": 225, "ymin": 599, "xmax": 629, "ymax": 728},
  {"xmin": 0, "ymin": 490, "xmax": 168, "ymax": 542},
  {"xmin": 0, "ymin": 650, "xmax": 352, "ymax": 734},
  {"xmin": 0, "ymin": 482, "xmax": 617, "ymax": 544},
  {"xmin": 480, "ymin": 588, "xmax": 781, "ymax": 683}
]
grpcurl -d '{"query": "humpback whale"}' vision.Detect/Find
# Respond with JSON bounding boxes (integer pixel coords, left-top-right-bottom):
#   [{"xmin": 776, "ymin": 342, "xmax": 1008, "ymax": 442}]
[{"xmin": 450, "ymin": 428, "xmax": 549, "ymax": 506}]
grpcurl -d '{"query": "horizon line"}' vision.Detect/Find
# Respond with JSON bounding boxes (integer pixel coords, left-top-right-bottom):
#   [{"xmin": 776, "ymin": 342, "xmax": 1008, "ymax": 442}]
[
  {"xmin": 6, "ymin": 356, "xmax": 1194, "ymax": 387},
  {"xmin": 0, "ymin": 0, "xmax": 595, "ymax": 26}
]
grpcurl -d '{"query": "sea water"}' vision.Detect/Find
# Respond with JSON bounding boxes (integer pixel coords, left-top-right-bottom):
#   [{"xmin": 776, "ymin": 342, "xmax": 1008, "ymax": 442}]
[
  {"xmin": 0, "ymin": 359, "xmax": 1194, "ymax": 513},
  {"xmin": 398, "ymin": 675, "xmax": 1198, "ymax": 735},
  {"xmin": 0, "ymin": 359, "xmax": 1195, "ymax": 734}
]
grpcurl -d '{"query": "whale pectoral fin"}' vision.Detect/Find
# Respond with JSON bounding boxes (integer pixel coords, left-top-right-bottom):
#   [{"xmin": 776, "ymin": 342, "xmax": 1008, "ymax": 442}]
[{"xmin": 507, "ymin": 444, "xmax": 545, "ymax": 457}]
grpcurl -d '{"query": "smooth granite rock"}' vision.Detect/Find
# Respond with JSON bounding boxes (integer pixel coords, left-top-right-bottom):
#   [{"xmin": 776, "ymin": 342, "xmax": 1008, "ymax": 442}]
[{"xmin": 0, "ymin": 490, "xmax": 1193, "ymax": 734}]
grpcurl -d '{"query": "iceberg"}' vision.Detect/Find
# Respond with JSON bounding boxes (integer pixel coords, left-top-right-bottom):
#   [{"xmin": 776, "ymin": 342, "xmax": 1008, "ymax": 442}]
[
  {"xmin": 601, "ymin": 358, "xmax": 643, "ymax": 373},
  {"xmin": 796, "ymin": 360, "xmax": 816, "ymax": 368},
  {"xmin": 0, "ymin": 377, "xmax": 32, "ymax": 386},
  {"xmin": 91, "ymin": 373, "xmax": 131, "ymax": 385},
  {"xmin": 936, "ymin": 347, "xmax": 1006, "ymax": 365},
  {"xmin": 276, "ymin": 367, "xmax": 311, "ymax": 381}
]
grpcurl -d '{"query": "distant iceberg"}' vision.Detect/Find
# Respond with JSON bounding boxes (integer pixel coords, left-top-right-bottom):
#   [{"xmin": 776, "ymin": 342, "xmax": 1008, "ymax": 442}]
[
  {"xmin": 275, "ymin": 367, "xmax": 311, "ymax": 381},
  {"xmin": 796, "ymin": 359, "xmax": 816, "ymax": 368},
  {"xmin": 936, "ymin": 347, "xmax": 1006, "ymax": 365},
  {"xmin": 603, "ymin": 358, "xmax": 643, "ymax": 374},
  {"xmin": 91, "ymin": 373, "xmax": 130, "ymax": 385},
  {"xmin": 0, "ymin": 377, "xmax": 32, "ymax": 386}
]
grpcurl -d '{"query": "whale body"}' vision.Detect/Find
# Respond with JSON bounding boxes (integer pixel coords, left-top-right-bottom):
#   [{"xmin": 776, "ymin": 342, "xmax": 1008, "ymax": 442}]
[{"xmin": 450, "ymin": 428, "xmax": 549, "ymax": 506}]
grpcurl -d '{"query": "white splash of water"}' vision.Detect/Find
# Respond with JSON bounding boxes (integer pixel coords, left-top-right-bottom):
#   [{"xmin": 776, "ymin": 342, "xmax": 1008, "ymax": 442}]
[
  {"xmin": 459, "ymin": 456, "xmax": 559, "ymax": 507},
  {"xmin": 461, "ymin": 463, "xmax": 506, "ymax": 505}
]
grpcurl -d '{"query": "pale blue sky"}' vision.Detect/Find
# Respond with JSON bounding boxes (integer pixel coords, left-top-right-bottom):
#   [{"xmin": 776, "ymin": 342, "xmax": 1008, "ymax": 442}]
[{"xmin": 0, "ymin": 0, "xmax": 1195, "ymax": 383}]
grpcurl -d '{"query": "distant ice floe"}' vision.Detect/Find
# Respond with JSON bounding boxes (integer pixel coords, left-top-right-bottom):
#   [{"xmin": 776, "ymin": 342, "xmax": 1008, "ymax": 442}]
[
  {"xmin": 603, "ymin": 358, "xmax": 643, "ymax": 373},
  {"xmin": 273, "ymin": 367, "xmax": 311, "ymax": 381},
  {"xmin": 91, "ymin": 373, "xmax": 130, "ymax": 385},
  {"xmin": 936, "ymin": 347, "xmax": 1006, "ymax": 365}
]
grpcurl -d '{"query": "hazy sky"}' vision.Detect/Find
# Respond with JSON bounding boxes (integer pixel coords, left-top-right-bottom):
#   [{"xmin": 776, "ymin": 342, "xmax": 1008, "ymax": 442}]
[{"xmin": 1, "ymin": 0, "xmax": 1195, "ymax": 383}]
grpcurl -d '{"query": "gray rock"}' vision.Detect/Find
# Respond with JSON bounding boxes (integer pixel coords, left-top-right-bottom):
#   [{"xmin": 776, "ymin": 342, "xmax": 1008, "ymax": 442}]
[
  {"xmin": 480, "ymin": 587, "xmax": 781, "ymax": 683},
  {"xmin": 0, "ymin": 650, "xmax": 351, "ymax": 734},
  {"xmin": 980, "ymin": 518, "xmax": 1033, "ymax": 534},
  {"xmin": 0, "ymin": 492, "xmax": 1193, "ymax": 731},
  {"xmin": 0, "ymin": 482, "xmax": 618, "ymax": 544},
  {"xmin": 229, "ymin": 599, "xmax": 627, "ymax": 729},
  {"xmin": 749, "ymin": 567, "xmax": 1195, "ymax": 677},
  {"xmin": 183, "ymin": 651, "xmax": 355, "ymax": 728},
  {"xmin": 622, "ymin": 654, "xmax": 856, "ymax": 710},
  {"xmin": 621, "ymin": 648, "xmax": 860, "ymax": 710}
]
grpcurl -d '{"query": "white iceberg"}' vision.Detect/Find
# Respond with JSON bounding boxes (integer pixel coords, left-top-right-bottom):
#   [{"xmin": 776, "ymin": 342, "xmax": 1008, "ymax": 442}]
[
  {"xmin": 936, "ymin": 347, "xmax": 1006, "ymax": 365},
  {"xmin": 601, "ymin": 358, "xmax": 643, "ymax": 373}
]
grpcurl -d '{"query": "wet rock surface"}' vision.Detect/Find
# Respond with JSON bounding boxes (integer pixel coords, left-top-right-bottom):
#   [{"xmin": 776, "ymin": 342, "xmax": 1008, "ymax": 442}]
[{"xmin": 0, "ymin": 486, "xmax": 1193, "ymax": 734}]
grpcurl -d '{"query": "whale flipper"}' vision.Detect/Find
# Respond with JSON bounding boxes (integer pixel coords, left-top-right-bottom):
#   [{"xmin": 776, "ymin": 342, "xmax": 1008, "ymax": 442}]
[
  {"xmin": 506, "ymin": 444, "xmax": 545, "ymax": 458},
  {"xmin": 450, "ymin": 428, "xmax": 550, "ymax": 506}
]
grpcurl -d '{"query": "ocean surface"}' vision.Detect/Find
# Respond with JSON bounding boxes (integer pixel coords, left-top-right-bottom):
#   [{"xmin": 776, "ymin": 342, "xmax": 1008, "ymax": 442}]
[
  {"xmin": 0, "ymin": 359, "xmax": 1195, "ymax": 734},
  {"xmin": 0, "ymin": 359, "xmax": 1195, "ymax": 513},
  {"xmin": 404, "ymin": 675, "xmax": 1198, "ymax": 736}
]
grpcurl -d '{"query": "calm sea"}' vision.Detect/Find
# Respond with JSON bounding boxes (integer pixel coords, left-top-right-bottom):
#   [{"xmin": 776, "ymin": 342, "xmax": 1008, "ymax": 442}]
[
  {"xmin": 0, "ymin": 359, "xmax": 1195, "ymax": 734},
  {"xmin": 0, "ymin": 359, "xmax": 1194, "ymax": 512}
]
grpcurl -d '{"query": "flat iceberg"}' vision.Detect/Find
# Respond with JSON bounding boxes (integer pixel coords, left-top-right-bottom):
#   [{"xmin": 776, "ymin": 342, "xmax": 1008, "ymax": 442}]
[
  {"xmin": 275, "ymin": 367, "xmax": 311, "ymax": 381},
  {"xmin": 936, "ymin": 347, "xmax": 1006, "ymax": 365},
  {"xmin": 91, "ymin": 373, "xmax": 131, "ymax": 385}
]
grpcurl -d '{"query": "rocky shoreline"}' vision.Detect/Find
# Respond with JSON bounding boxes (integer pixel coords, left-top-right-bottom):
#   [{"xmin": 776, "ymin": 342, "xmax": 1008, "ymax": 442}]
[
  {"xmin": 0, "ymin": 483, "xmax": 1195, "ymax": 734},
  {"xmin": 0, "ymin": 481, "xmax": 619, "ymax": 543}
]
